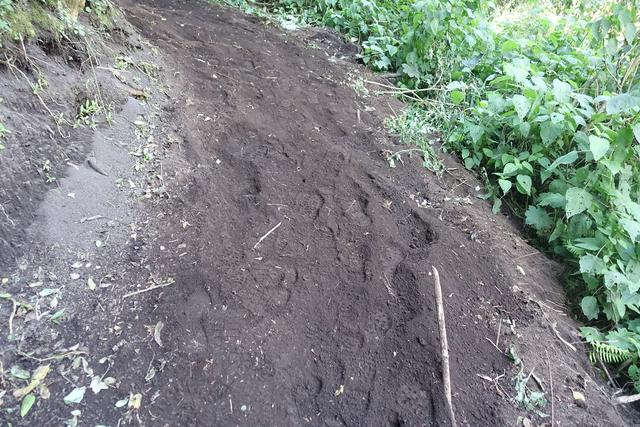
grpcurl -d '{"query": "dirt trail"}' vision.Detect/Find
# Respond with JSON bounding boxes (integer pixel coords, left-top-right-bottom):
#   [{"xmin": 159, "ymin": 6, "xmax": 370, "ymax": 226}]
[
  {"xmin": 0, "ymin": 0, "xmax": 633, "ymax": 425},
  {"xmin": 110, "ymin": 0, "xmax": 626, "ymax": 424}
]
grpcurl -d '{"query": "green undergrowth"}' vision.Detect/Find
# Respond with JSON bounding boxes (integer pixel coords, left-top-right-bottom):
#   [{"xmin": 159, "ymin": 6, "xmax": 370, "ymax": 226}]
[
  {"xmin": 0, "ymin": 0, "xmax": 117, "ymax": 44},
  {"xmin": 219, "ymin": 0, "xmax": 640, "ymax": 392}
]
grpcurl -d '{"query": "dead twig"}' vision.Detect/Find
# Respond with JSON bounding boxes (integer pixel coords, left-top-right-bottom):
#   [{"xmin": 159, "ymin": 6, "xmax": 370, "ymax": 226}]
[
  {"xmin": 432, "ymin": 266, "xmax": 457, "ymax": 427},
  {"xmin": 485, "ymin": 337, "xmax": 503, "ymax": 354},
  {"xmin": 531, "ymin": 371, "xmax": 545, "ymax": 392},
  {"xmin": 550, "ymin": 321, "xmax": 577, "ymax": 352},
  {"xmin": 17, "ymin": 349, "xmax": 86, "ymax": 363},
  {"xmin": 123, "ymin": 281, "xmax": 175, "ymax": 300},
  {"xmin": 8, "ymin": 298, "xmax": 17, "ymax": 336},
  {"xmin": 614, "ymin": 393, "xmax": 640, "ymax": 405},
  {"xmin": 253, "ymin": 221, "xmax": 282, "ymax": 250},
  {"xmin": 598, "ymin": 355, "xmax": 618, "ymax": 389},
  {"xmin": 546, "ymin": 350, "xmax": 554, "ymax": 426},
  {"xmin": 79, "ymin": 215, "xmax": 104, "ymax": 223}
]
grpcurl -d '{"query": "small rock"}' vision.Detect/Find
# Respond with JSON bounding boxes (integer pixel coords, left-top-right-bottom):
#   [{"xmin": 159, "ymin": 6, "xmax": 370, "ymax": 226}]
[{"xmin": 573, "ymin": 390, "xmax": 586, "ymax": 408}]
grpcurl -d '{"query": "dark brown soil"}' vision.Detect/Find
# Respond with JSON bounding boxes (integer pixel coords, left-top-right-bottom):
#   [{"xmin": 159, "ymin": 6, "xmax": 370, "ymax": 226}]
[{"xmin": 0, "ymin": 0, "xmax": 636, "ymax": 425}]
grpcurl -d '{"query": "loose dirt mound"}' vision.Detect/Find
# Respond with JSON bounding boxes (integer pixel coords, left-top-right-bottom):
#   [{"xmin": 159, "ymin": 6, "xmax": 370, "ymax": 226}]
[{"xmin": 0, "ymin": 0, "xmax": 633, "ymax": 424}]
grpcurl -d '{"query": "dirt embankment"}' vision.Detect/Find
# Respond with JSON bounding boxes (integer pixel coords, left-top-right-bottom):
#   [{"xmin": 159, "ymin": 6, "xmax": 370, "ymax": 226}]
[{"xmin": 0, "ymin": 0, "xmax": 635, "ymax": 425}]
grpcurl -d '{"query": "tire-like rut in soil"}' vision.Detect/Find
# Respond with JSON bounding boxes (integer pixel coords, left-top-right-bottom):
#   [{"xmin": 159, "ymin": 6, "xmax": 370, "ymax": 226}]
[{"xmin": 119, "ymin": 1, "xmax": 527, "ymax": 424}]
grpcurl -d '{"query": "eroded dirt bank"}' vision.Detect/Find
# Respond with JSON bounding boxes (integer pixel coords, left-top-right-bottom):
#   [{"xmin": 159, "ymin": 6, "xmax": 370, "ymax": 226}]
[{"xmin": 0, "ymin": 0, "xmax": 633, "ymax": 425}]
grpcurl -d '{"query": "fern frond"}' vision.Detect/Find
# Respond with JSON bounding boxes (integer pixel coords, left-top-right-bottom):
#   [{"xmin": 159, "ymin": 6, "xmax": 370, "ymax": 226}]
[{"xmin": 589, "ymin": 341, "xmax": 632, "ymax": 364}]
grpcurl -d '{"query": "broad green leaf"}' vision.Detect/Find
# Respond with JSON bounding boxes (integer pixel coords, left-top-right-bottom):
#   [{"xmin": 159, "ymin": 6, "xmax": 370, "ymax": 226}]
[
  {"xmin": 623, "ymin": 21, "xmax": 636, "ymax": 44},
  {"xmin": 579, "ymin": 254, "xmax": 606, "ymax": 275},
  {"xmin": 606, "ymin": 93, "xmax": 640, "ymax": 114},
  {"xmin": 605, "ymin": 37, "xmax": 617, "ymax": 56},
  {"xmin": 469, "ymin": 124, "xmax": 484, "ymax": 143},
  {"xmin": 549, "ymin": 220, "xmax": 565, "ymax": 242},
  {"xmin": 552, "ymin": 79, "xmax": 572, "ymax": 103},
  {"xmin": 512, "ymin": 94, "xmax": 531, "ymax": 119},
  {"xmin": 492, "ymin": 198, "xmax": 502, "ymax": 214},
  {"xmin": 580, "ymin": 326, "xmax": 604, "ymax": 343},
  {"xmin": 615, "ymin": 298, "xmax": 626, "ymax": 319},
  {"xmin": 21, "ymin": 394, "xmax": 36, "ymax": 418},
  {"xmin": 503, "ymin": 163, "xmax": 518, "ymax": 176},
  {"xmin": 401, "ymin": 62, "xmax": 420, "ymax": 78},
  {"xmin": 516, "ymin": 174, "xmax": 532, "ymax": 195},
  {"xmin": 633, "ymin": 124, "xmax": 640, "ymax": 143},
  {"xmin": 498, "ymin": 179, "xmax": 511, "ymax": 194},
  {"xmin": 374, "ymin": 56, "xmax": 391, "ymax": 69},
  {"xmin": 504, "ymin": 58, "xmax": 530, "ymax": 83},
  {"xmin": 589, "ymin": 135, "xmax": 610, "ymax": 161},
  {"xmin": 487, "ymin": 91, "xmax": 507, "ymax": 113},
  {"xmin": 565, "ymin": 188, "xmax": 592, "ymax": 218},
  {"xmin": 385, "ymin": 44, "xmax": 398, "ymax": 56},
  {"xmin": 620, "ymin": 218, "xmax": 640, "ymax": 241},
  {"xmin": 581, "ymin": 296, "xmax": 599, "ymax": 321},
  {"xmin": 464, "ymin": 157, "xmax": 475, "ymax": 169},
  {"xmin": 573, "ymin": 238, "xmax": 601, "ymax": 251},
  {"xmin": 540, "ymin": 123, "xmax": 562, "ymax": 144},
  {"xmin": 450, "ymin": 90, "xmax": 465, "ymax": 105},
  {"xmin": 550, "ymin": 112, "xmax": 564, "ymax": 124},
  {"xmin": 500, "ymin": 39, "xmax": 518, "ymax": 53},
  {"xmin": 617, "ymin": 125, "xmax": 634, "ymax": 146},
  {"xmin": 604, "ymin": 270, "xmax": 628, "ymax": 289},
  {"xmin": 537, "ymin": 192, "xmax": 565, "ymax": 208},
  {"xmin": 628, "ymin": 261, "xmax": 640, "ymax": 283},
  {"xmin": 525, "ymin": 206, "xmax": 552, "ymax": 231}
]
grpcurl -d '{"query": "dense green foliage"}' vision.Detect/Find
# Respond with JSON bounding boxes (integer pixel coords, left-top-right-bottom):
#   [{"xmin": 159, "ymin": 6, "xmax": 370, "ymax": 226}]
[
  {"xmin": 0, "ymin": 0, "xmax": 116, "ymax": 42},
  {"xmin": 220, "ymin": 0, "xmax": 640, "ymax": 385}
]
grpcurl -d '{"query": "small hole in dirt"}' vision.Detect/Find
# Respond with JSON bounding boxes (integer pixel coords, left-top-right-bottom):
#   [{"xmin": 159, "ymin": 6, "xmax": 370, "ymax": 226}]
[
  {"xmin": 36, "ymin": 37, "xmax": 86, "ymax": 68},
  {"xmin": 38, "ymin": 38, "xmax": 62, "ymax": 56},
  {"xmin": 404, "ymin": 212, "xmax": 437, "ymax": 249}
]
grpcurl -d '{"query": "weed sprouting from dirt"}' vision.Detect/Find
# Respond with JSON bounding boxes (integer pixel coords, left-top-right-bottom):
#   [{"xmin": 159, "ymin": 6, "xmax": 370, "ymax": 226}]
[
  {"xmin": 0, "ymin": 0, "xmax": 119, "ymax": 46},
  {"xmin": 507, "ymin": 344, "xmax": 548, "ymax": 415},
  {"xmin": 0, "ymin": 120, "xmax": 9, "ymax": 150},
  {"xmin": 74, "ymin": 98, "xmax": 101, "ymax": 128},
  {"xmin": 384, "ymin": 106, "xmax": 443, "ymax": 174}
]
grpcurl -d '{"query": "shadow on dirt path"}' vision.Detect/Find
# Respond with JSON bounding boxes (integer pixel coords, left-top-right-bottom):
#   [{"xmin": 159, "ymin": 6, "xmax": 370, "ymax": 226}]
[{"xmin": 3, "ymin": 0, "xmax": 633, "ymax": 425}]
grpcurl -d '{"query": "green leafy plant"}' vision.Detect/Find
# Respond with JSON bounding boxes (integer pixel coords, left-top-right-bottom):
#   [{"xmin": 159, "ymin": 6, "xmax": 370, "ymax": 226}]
[
  {"xmin": 74, "ymin": 98, "xmax": 101, "ymax": 128},
  {"xmin": 385, "ymin": 105, "xmax": 443, "ymax": 173},
  {"xmin": 0, "ymin": 121, "xmax": 8, "ymax": 151},
  {"xmin": 0, "ymin": 0, "xmax": 14, "ymax": 33}
]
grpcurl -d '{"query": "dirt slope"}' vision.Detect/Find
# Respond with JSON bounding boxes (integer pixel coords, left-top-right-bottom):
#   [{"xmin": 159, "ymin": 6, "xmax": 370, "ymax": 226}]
[{"xmin": 0, "ymin": 0, "xmax": 634, "ymax": 425}]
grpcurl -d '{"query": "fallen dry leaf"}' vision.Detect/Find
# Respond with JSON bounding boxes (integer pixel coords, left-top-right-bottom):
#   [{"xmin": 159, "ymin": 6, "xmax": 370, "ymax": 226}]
[
  {"xmin": 13, "ymin": 365, "xmax": 50, "ymax": 398},
  {"xmin": 154, "ymin": 321, "xmax": 164, "ymax": 347}
]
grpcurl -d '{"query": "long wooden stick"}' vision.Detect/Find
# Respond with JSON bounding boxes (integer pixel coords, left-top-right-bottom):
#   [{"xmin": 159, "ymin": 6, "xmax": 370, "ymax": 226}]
[
  {"xmin": 123, "ymin": 282, "xmax": 174, "ymax": 299},
  {"xmin": 432, "ymin": 266, "xmax": 457, "ymax": 427},
  {"xmin": 253, "ymin": 221, "xmax": 282, "ymax": 249},
  {"xmin": 614, "ymin": 393, "xmax": 640, "ymax": 405}
]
